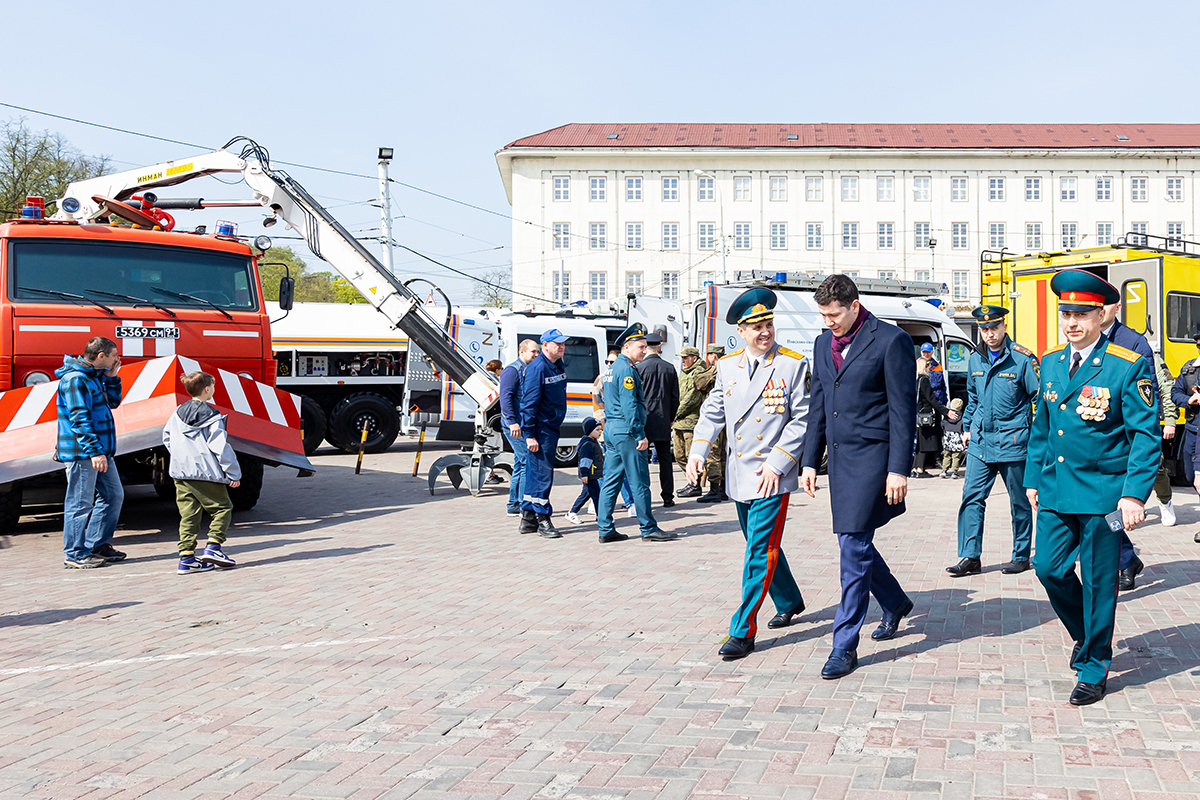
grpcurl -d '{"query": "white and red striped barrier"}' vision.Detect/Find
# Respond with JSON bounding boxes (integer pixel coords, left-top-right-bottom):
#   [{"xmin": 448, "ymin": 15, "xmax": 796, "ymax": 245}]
[{"xmin": 0, "ymin": 356, "xmax": 313, "ymax": 484}]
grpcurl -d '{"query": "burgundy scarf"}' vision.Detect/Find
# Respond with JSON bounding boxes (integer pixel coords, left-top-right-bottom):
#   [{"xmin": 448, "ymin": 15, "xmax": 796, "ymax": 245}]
[{"xmin": 831, "ymin": 306, "xmax": 869, "ymax": 370}]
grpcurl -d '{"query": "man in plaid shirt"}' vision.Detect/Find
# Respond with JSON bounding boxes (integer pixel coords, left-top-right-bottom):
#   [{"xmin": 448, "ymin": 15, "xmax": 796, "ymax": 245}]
[{"xmin": 56, "ymin": 336, "xmax": 126, "ymax": 569}]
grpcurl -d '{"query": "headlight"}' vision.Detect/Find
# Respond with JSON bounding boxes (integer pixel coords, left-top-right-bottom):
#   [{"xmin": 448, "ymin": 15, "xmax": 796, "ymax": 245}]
[
  {"xmin": 254, "ymin": 235, "xmax": 272, "ymax": 251},
  {"xmin": 24, "ymin": 371, "xmax": 52, "ymax": 386}
]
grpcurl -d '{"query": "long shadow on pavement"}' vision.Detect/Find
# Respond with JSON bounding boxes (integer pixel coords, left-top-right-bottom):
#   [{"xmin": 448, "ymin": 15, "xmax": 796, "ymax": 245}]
[{"xmin": 0, "ymin": 601, "xmax": 141, "ymax": 628}]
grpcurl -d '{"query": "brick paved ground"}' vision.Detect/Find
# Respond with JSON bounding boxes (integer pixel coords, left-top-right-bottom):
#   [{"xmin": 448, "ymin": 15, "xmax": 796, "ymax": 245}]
[{"xmin": 2, "ymin": 440, "xmax": 1199, "ymax": 800}]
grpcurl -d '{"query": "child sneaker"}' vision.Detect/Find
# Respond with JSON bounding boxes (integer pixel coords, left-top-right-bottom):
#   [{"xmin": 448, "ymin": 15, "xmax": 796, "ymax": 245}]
[
  {"xmin": 178, "ymin": 556, "xmax": 214, "ymax": 575},
  {"xmin": 565, "ymin": 511, "xmax": 582, "ymax": 525},
  {"xmin": 198, "ymin": 545, "xmax": 236, "ymax": 569}
]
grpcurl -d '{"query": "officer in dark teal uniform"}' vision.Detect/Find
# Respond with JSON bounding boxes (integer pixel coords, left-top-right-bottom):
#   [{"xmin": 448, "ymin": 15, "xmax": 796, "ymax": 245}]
[
  {"xmin": 947, "ymin": 305, "xmax": 1041, "ymax": 577},
  {"xmin": 597, "ymin": 323, "xmax": 678, "ymax": 542},
  {"xmin": 1025, "ymin": 269, "xmax": 1159, "ymax": 706}
]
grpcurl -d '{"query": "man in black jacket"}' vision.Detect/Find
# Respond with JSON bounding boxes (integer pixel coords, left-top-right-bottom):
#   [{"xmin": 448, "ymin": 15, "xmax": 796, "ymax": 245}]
[{"xmin": 636, "ymin": 332, "xmax": 680, "ymax": 507}]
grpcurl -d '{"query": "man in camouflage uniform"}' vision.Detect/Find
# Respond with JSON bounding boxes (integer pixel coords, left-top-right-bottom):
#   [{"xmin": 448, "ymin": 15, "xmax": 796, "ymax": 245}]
[
  {"xmin": 673, "ymin": 346, "xmax": 704, "ymax": 497},
  {"xmin": 696, "ymin": 344, "xmax": 728, "ymax": 503}
]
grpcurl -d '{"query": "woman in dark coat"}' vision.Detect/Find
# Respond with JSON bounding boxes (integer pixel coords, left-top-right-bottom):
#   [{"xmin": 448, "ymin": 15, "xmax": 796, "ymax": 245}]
[{"xmin": 913, "ymin": 358, "xmax": 950, "ymax": 477}]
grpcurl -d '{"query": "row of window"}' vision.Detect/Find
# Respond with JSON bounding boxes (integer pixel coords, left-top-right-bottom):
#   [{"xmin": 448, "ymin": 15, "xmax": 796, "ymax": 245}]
[
  {"xmin": 552, "ymin": 174, "xmax": 1187, "ymax": 203},
  {"xmin": 551, "ymin": 220, "xmax": 1170, "ymax": 252}
]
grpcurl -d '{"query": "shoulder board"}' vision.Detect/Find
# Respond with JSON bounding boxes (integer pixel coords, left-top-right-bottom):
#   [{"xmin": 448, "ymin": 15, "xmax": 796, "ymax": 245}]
[
  {"xmin": 1106, "ymin": 343, "xmax": 1141, "ymax": 363},
  {"xmin": 1011, "ymin": 342, "xmax": 1037, "ymax": 359},
  {"xmin": 776, "ymin": 347, "xmax": 805, "ymax": 360},
  {"xmin": 1043, "ymin": 343, "xmax": 1067, "ymax": 356},
  {"xmin": 721, "ymin": 349, "xmax": 745, "ymax": 360}
]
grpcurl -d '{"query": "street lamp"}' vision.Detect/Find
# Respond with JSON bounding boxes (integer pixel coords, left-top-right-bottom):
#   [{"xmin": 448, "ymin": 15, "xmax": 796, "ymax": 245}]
[
  {"xmin": 693, "ymin": 169, "xmax": 726, "ymax": 283},
  {"xmin": 928, "ymin": 237, "xmax": 937, "ymax": 288}
]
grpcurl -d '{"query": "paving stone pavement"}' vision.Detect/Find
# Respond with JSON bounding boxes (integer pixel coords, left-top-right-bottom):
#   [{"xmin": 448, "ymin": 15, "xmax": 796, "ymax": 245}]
[{"xmin": 1, "ymin": 440, "xmax": 1199, "ymax": 800}]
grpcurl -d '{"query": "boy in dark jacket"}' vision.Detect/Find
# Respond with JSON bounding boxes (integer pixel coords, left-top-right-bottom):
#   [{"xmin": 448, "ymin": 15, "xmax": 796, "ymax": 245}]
[
  {"xmin": 565, "ymin": 417, "xmax": 604, "ymax": 525},
  {"xmin": 939, "ymin": 398, "xmax": 966, "ymax": 478}
]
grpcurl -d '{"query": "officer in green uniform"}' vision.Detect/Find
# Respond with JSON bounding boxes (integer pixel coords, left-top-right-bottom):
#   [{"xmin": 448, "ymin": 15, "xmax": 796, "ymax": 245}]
[
  {"xmin": 947, "ymin": 305, "xmax": 1041, "ymax": 577},
  {"xmin": 1025, "ymin": 269, "xmax": 1159, "ymax": 706},
  {"xmin": 696, "ymin": 344, "xmax": 728, "ymax": 503}
]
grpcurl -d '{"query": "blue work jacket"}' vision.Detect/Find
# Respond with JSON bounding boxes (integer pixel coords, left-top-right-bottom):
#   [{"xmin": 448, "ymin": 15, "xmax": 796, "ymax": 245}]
[
  {"xmin": 602, "ymin": 353, "xmax": 646, "ymax": 439},
  {"xmin": 519, "ymin": 352, "xmax": 567, "ymax": 440},
  {"xmin": 961, "ymin": 335, "xmax": 1041, "ymax": 464}
]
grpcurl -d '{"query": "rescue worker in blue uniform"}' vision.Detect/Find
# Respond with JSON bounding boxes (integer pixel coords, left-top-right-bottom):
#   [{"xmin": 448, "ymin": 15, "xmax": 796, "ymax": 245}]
[
  {"xmin": 688, "ymin": 287, "xmax": 810, "ymax": 661},
  {"xmin": 597, "ymin": 323, "xmax": 678, "ymax": 543},
  {"xmin": 1025, "ymin": 269, "xmax": 1159, "ymax": 706},
  {"xmin": 518, "ymin": 329, "xmax": 570, "ymax": 539},
  {"xmin": 946, "ymin": 305, "xmax": 1041, "ymax": 577}
]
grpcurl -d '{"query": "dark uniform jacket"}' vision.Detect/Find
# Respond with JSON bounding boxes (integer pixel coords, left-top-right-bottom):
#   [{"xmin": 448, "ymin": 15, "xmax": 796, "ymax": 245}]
[
  {"xmin": 519, "ymin": 352, "xmax": 567, "ymax": 440},
  {"xmin": 960, "ymin": 335, "xmax": 1041, "ymax": 464},
  {"xmin": 635, "ymin": 353, "xmax": 679, "ymax": 442},
  {"xmin": 1171, "ymin": 359, "xmax": 1200, "ymax": 433}
]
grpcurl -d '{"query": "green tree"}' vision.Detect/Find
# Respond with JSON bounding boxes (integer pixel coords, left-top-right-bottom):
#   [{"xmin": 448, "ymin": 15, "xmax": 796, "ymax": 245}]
[
  {"xmin": 473, "ymin": 266, "xmax": 513, "ymax": 308},
  {"xmin": 0, "ymin": 118, "xmax": 110, "ymax": 215},
  {"xmin": 258, "ymin": 245, "xmax": 365, "ymax": 304}
]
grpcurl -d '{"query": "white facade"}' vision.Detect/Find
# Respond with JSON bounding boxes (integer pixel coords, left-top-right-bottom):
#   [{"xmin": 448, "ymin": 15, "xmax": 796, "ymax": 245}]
[{"xmin": 496, "ymin": 141, "xmax": 1200, "ymax": 311}]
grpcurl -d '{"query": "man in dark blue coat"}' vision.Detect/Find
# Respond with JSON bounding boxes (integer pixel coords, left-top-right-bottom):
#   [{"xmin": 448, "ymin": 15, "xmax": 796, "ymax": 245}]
[
  {"xmin": 499, "ymin": 339, "xmax": 540, "ymax": 518},
  {"xmin": 519, "ymin": 330, "xmax": 570, "ymax": 539},
  {"xmin": 801, "ymin": 274, "xmax": 916, "ymax": 680}
]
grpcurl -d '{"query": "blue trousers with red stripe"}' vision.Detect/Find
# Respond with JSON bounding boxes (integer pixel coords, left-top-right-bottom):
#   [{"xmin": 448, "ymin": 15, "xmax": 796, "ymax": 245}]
[{"xmin": 731, "ymin": 494, "xmax": 804, "ymax": 639}]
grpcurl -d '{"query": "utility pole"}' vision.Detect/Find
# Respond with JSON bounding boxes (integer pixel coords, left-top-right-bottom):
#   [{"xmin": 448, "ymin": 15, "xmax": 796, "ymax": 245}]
[{"xmin": 378, "ymin": 147, "xmax": 395, "ymax": 277}]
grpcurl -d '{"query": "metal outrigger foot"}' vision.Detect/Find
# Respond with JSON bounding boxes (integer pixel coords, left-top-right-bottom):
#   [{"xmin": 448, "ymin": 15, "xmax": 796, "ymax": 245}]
[{"xmin": 427, "ymin": 450, "xmax": 513, "ymax": 496}]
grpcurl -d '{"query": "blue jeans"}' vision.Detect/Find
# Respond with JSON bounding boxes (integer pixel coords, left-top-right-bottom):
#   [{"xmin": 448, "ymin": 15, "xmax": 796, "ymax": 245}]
[
  {"xmin": 504, "ymin": 431, "xmax": 528, "ymax": 513},
  {"xmin": 63, "ymin": 457, "xmax": 125, "ymax": 561}
]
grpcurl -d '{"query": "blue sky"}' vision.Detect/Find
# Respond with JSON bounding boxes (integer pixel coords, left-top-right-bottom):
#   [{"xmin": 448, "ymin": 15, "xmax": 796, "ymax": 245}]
[{"xmin": 4, "ymin": 0, "xmax": 1197, "ymax": 304}]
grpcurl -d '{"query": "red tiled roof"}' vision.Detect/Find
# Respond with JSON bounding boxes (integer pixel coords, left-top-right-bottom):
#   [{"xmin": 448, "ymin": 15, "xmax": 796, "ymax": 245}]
[{"xmin": 503, "ymin": 123, "xmax": 1200, "ymax": 150}]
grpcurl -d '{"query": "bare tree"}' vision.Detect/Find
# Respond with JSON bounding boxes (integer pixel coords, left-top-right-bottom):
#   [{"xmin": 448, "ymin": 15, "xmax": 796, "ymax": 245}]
[
  {"xmin": 472, "ymin": 266, "xmax": 513, "ymax": 308},
  {"xmin": 0, "ymin": 118, "xmax": 110, "ymax": 215}
]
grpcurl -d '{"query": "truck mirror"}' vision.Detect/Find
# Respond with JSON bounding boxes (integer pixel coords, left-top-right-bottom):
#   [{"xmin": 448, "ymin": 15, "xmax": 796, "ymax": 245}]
[{"xmin": 279, "ymin": 276, "xmax": 295, "ymax": 310}]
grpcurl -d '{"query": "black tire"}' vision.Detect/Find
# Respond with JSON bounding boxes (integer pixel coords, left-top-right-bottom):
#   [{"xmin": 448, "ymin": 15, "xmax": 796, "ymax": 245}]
[
  {"xmin": 554, "ymin": 442, "xmax": 579, "ymax": 468},
  {"xmin": 229, "ymin": 455, "xmax": 264, "ymax": 511},
  {"xmin": 328, "ymin": 393, "xmax": 399, "ymax": 454},
  {"xmin": 0, "ymin": 483, "xmax": 23, "ymax": 532},
  {"xmin": 300, "ymin": 396, "xmax": 327, "ymax": 456}
]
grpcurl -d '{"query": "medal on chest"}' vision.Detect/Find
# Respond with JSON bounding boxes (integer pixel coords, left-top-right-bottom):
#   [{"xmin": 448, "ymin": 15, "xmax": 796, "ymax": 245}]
[
  {"xmin": 1076, "ymin": 385, "xmax": 1110, "ymax": 421},
  {"xmin": 762, "ymin": 378, "xmax": 787, "ymax": 414}
]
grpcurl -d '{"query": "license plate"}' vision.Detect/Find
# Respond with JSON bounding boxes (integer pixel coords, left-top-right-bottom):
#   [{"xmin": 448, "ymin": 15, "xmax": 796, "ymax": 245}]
[{"xmin": 116, "ymin": 326, "xmax": 180, "ymax": 339}]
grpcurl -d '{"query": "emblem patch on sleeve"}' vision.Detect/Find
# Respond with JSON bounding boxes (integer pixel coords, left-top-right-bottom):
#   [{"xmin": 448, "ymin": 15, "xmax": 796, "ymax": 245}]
[
  {"xmin": 623, "ymin": 375, "xmax": 635, "ymax": 390},
  {"xmin": 1137, "ymin": 378, "xmax": 1153, "ymax": 407}
]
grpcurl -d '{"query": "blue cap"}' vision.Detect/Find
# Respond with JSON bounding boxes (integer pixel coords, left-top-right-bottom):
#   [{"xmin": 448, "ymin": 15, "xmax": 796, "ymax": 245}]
[
  {"xmin": 920, "ymin": 343, "xmax": 934, "ymax": 352},
  {"xmin": 615, "ymin": 322, "xmax": 648, "ymax": 348},
  {"xmin": 971, "ymin": 304, "xmax": 1010, "ymax": 329},
  {"xmin": 540, "ymin": 328, "xmax": 569, "ymax": 344},
  {"xmin": 1050, "ymin": 269, "xmax": 1119, "ymax": 312},
  {"xmin": 725, "ymin": 286, "xmax": 777, "ymax": 325}
]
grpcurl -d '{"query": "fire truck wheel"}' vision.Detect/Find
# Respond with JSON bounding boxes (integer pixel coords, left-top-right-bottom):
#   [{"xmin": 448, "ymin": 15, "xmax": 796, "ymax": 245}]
[
  {"xmin": 0, "ymin": 482, "xmax": 23, "ymax": 532},
  {"xmin": 554, "ymin": 442, "xmax": 579, "ymax": 468},
  {"xmin": 229, "ymin": 455, "xmax": 264, "ymax": 511},
  {"xmin": 300, "ymin": 396, "xmax": 327, "ymax": 456},
  {"xmin": 329, "ymin": 393, "xmax": 400, "ymax": 454}
]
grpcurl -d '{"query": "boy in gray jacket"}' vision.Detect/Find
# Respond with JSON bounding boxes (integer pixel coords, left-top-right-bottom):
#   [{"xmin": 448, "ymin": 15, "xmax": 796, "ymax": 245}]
[{"xmin": 162, "ymin": 372, "xmax": 242, "ymax": 574}]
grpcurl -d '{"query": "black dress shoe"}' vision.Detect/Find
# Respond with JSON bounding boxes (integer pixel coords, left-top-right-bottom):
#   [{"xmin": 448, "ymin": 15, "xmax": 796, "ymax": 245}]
[
  {"xmin": 677, "ymin": 483, "xmax": 702, "ymax": 498},
  {"xmin": 1000, "ymin": 560, "xmax": 1031, "ymax": 574},
  {"xmin": 1069, "ymin": 678, "xmax": 1106, "ymax": 706},
  {"xmin": 518, "ymin": 510, "xmax": 538, "ymax": 534},
  {"xmin": 696, "ymin": 480, "xmax": 727, "ymax": 503},
  {"xmin": 767, "ymin": 601, "xmax": 806, "ymax": 629},
  {"xmin": 1070, "ymin": 640, "xmax": 1082, "ymax": 667},
  {"xmin": 946, "ymin": 557, "xmax": 982, "ymax": 577},
  {"xmin": 1118, "ymin": 556, "xmax": 1144, "ymax": 591},
  {"xmin": 641, "ymin": 529, "xmax": 678, "ymax": 541},
  {"xmin": 662, "ymin": 499, "xmax": 675, "ymax": 508},
  {"xmin": 537, "ymin": 516, "xmax": 562, "ymax": 539},
  {"xmin": 719, "ymin": 635, "xmax": 754, "ymax": 660},
  {"xmin": 821, "ymin": 648, "xmax": 858, "ymax": 679},
  {"xmin": 871, "ymin": 598, "xmax": 914, "ymax": 640},
  {"xmin": 598, "ymin": 532, "xmax": 629, "ymax": 543}
]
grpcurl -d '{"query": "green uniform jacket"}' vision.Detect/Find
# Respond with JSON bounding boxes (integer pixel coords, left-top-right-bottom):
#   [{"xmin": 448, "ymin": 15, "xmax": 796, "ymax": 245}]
[
  {"xmin": 602, "ymin": 353, "xmax": 646, "ymax": 439},
  {"xmin": 961, "ymin": 335, "xmax": 1041, "ymax": 464},
  {"xmin": 672, "ymin": 364, "xmax": 702, "ymax": 432},
  {"xmin": 1023, "ymin": 335, "xmax": 1159, "ymax": 514}
]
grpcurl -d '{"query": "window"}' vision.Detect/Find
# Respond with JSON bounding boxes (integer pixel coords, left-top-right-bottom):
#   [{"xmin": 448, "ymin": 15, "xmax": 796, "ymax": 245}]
[
  {"xmin": 805, "ymin": 176, "xmax": 823, "ymax": 201},
  {"xmin": 952, "ymin": 222, "xmax": 968, "ymax": 249},
  {"xmin": 552, "ymin": 175, "xmax": 570, "ymax": 201},
  {"xmin": 952, "ymin": 176, "xmax": 969, "ymax": 201},
  {"xmin": 1096, "ymin": 222, "xmax": 1113, "ymax": 246},
  {"xmin": 560, "ymin": 336, "xmax": 600, "ymax": 383},
  {"xmin": 841, "ymin": 176, "xmax": 858, "ymax": 201},
  {"xmin": 553, "ymin": 270, "xmax": 570, "ymax": 302},
  {"xmin": 662, "ymin": 176, "xmax": 679, "ymax": 201},
  {"xmin": 1169, "ymin": 176, "xmax": 1184, "ymax": 202},
  {"xmin": 1131, "ymin": 176, "xmax": 1147, "ymax": 202},
  {"xmin": 806, "ymin": 222, "xmax": 823, "ymax": 250},
  {"xmin": 589, "ymin": 222, "xmax": 606, "ymax": 250},
  {"xmin": 988, "ymin": 177, "xmax": 1005, "ymax": 201},
  {"xmin": 625, "ymin": 176, "xmax": 642, "ymax": 201},
  {"xmin": 698, "ymin": 176, "xmax": 714, "ymax": 201},
  {"xmin": 878, "ymin": 270, "xmax": 895, "ymax": 280},
  {"xmin": 953, "ymin": 270, "xmax": 969, "ymax": 301},
  {"xmin": 697, "ymin": 271, "xmax": 716, "ymax": 287},
  {"xmin": 878, "ymin": 222, "xmax": 894, "ymax": 249},
  {"xmin": 913, "ymin": 176, "xmax": 931, "ymax": 201},
  {"xmin": 553, "ymin": 222, "xmax": 570, "ymax": 250},
  {"xmin": 989, "ymin": 222, "xmax": 1006, "ymax": 249},
  {"xmin": 770, "ymin": 222, "xmax": 787, "ymax": 250},
  {"xmin": 1059, "ymin": 176, "xmax": 1077, "ymax": 201},
  {"xmin": 590, "ymin": 176, "xmax": 606, "ymax": 201},
  {"xmin": 626, "ymin": 222, "xmax": 642, "ymax": 250},
  {"xmin": 698, "ymin": 223, "xmax": 716, "ymax": 250},
  {"xmin": 1026, "ymin": 222, "xmax": 1042, "ymax": 250},
  {"xmin": 1168, "ymin": 222, "xmax": 1184, "ymax": 248},
  {"xmin": 1061, "ymin": 222, "xmax": 1078, "ymax": 249},
  {"xmin": 662, "ymin": 222, "xmax": 679, "ymax": 251},
  {"xmin": 1131, "ymin": 221, "xmax": 1148, "ymax": 246},
  {"xmin": 662, "ymin": 271, "xmax": 679, "ymax": 300},
  {"xmin": 769, "ymin": 176, "xmax": 787, "ymax": 201},
  {"xmin": 589, "ymin": 271, "xmax": 606, "ymax": 301},
  {"xmin": 734, "ymin": 222, "xmax": 751, "ymax": 249},
  {"xmin": 877, "ymin": 176, "xmax": 894, "ymax": 201},
  {"xmin": 1096, "ymin": 176, "xmax": 1112, "ymax": 201},
  {"xmin": 626, "ymin": 272, "xmax": 642, "ymax": 296},
  {"xmin": 1025, "ymin": 176, "xmax": 1041, "ymax": 201},
  {"xmin": 734, "ymin": 176, "xmax": 751, "ymax": 201},
  {"xmin": 914, "ymin": 222, "xmax": 930, "ymax": 249},
  {"xmin": 842, "ymin": 222, "xmax": 858, "ymax": 249},
  {"xmin": 1166, "ymin": 291, "xmax": 1200, "ymax": 341},
  {"xmin": 843, "ymin": 271, "xmax": 859, "ymax": 278},
  {"xmin": 914, "ymin": 269, "xmax": 931, "ymax": 282}
]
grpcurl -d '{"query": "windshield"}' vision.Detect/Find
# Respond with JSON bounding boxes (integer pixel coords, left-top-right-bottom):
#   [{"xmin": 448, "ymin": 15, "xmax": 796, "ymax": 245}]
[{"xmin": 8, "ymin": 239, "xmax": 257, "ymax": 310}]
